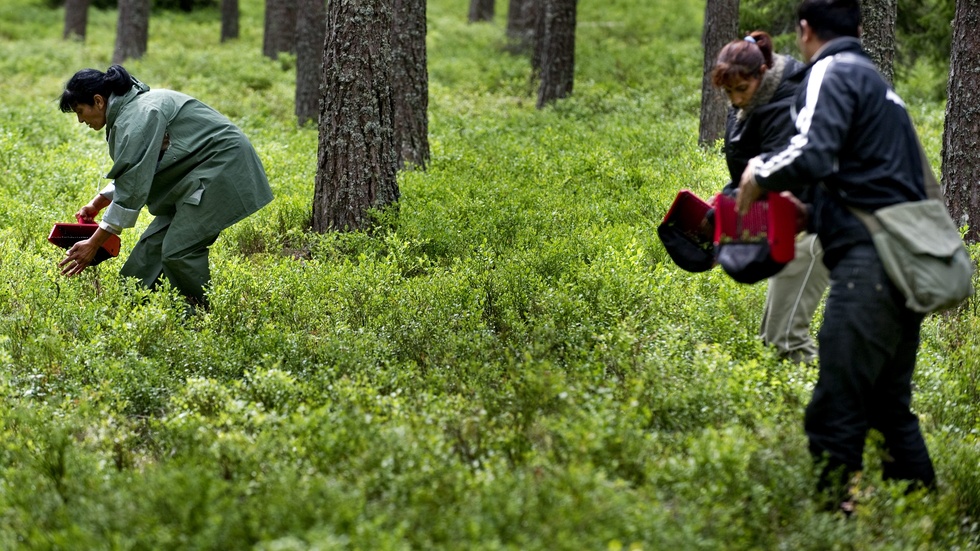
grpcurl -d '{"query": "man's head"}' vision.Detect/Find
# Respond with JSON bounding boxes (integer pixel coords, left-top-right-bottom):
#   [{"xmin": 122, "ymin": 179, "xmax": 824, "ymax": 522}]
[{"xmin": 796, "ymin": 0, "xmax": 861, "ymax": 61}]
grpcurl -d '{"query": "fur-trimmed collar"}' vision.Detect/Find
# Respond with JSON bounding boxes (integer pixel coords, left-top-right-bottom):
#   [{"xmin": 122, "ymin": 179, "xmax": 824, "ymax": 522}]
[{"xmin": 736, "ymin": 54, "xmax": 787, "ymax": 122}]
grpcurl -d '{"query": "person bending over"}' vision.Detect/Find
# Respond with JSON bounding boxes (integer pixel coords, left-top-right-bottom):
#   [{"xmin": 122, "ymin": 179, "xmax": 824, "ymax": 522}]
[
  {"xmin": 712, "ymin": 30, "xmax": 829, "ymax": 364},
  {"xmin": 58, "ymin": 64, "xmax": 273, "ymax": 310}
]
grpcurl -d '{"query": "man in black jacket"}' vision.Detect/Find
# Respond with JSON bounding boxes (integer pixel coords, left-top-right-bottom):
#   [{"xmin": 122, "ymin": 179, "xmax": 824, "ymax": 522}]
[{"xmin": 736, "ymin": 0, "xmax": 935, "ymax": 512}]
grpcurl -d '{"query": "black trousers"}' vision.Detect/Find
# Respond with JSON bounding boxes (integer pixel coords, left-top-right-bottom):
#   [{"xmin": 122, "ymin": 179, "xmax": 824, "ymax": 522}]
[{"xmin": 805, "ymin": 244, "xmax": 935, "ymax": 495}]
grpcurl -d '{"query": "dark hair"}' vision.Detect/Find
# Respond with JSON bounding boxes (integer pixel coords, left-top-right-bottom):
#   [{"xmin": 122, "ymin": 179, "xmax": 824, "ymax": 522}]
[
  {"xmin": 711, "ymin": 31, "xmax": 774, "ymax": 89},
  {"xmin": 797, "ymin": 0, "xmax": 861, "ymax": 40},
  {"xmin": 58, "ymin": 64, "xmax": 137, "ymax": 113}
]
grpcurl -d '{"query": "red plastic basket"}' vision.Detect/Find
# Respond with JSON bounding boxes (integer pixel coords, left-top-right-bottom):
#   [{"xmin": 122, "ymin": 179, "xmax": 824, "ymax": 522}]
[
  {"xmin": 712, "ymin": 193, "xmax": 797, "ymax": 263},
  {"xmin": 661, "ymin": 189, "xmax": 713, "ymax": 241},
  {"xmin": 48, "ymin": 217, "xmax": 121, "ymax": 266}
]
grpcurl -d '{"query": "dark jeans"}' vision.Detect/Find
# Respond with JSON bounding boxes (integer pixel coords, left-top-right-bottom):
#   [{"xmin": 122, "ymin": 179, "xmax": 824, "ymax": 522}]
[{"xmin": 805, "ymin": 244, "xmax": 935, "ymax": 498}]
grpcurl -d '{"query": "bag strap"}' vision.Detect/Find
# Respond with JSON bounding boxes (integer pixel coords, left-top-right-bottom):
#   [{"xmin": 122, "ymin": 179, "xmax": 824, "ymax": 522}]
[
  {"xmin": 847, "ymin": 203, "xmax": 881, "ymax": 233},
  {"xmin": 845, "ymin": 129, "xmax": 941, "ymax": 232}
]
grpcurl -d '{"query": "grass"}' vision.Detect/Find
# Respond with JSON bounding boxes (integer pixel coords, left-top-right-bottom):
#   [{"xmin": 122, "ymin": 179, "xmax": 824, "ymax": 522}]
[{"xmin": 1, "ymin": 0, "xmax": 978, "ymax": 548}]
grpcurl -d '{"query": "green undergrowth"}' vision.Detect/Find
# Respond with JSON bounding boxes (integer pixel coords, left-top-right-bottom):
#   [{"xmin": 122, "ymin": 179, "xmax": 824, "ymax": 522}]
[{"xmin": 1, "ymin": 0, "xmax": 978, "ymax": 548}]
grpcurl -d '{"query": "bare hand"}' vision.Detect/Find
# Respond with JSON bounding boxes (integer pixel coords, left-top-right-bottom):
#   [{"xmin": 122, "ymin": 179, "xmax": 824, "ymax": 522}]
[
  {"xmin": 76, "ymin": 204, "xmax": 101, "ymax": 224},
  {"xmin": 736, "ymin": 162, "xmax": 764, "ymax": 215},
  {"xmin": 59, "ymin": 240, "xmax": 99, "ymax": 276},
  {"xmin": 736, "ymin": 180, "xmax": 763, "ymax": 215}
]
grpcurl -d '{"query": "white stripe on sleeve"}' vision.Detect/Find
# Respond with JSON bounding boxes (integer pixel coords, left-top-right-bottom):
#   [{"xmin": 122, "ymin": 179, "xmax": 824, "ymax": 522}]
[{"xmin": 756, "ymin": 57, "xmax": 833, "ymax": 179}]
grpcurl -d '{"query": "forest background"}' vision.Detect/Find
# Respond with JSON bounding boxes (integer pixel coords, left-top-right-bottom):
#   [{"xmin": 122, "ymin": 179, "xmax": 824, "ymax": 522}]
[{"xmin": 1, "ymin": 0, "xmax": 978, "ymax": 548}]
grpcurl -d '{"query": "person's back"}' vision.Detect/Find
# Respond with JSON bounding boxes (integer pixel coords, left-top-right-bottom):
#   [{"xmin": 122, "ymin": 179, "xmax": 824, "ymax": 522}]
[
  {"xmin": 771, "ymin": 40, "xmax": 923, "ymax": 205},
  {"xmin": 763, "ymin": 37, "xmax": 928, "ymax": 267},
  {"xmin": 735, "ymin": 0, "xmax": 936, "ymax": 514}
]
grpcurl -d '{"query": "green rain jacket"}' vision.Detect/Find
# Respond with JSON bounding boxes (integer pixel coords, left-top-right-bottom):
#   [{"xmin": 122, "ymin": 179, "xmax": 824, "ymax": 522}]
[{"xmin": 101, "ymin": 79, "xmax": 273, "ymax": 243}]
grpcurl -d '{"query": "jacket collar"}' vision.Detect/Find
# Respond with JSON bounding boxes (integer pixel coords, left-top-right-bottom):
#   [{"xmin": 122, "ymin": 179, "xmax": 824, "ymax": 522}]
[
  {"xmin": 105, "ymin": 78, "xmax": 150, "ymax": 138},
  {"xmin": 811, "ymin": 36, "xmax": 863, "ymax": 64},
  {"xmin": 736, "ymin": 54, "xmax": 788, "ymax": 121}
]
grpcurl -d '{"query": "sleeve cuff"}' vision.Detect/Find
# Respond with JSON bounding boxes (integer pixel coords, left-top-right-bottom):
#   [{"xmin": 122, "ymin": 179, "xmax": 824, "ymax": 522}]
[
  {"xmin": 102, "ymin": 202, "xmax": 141, "ymax": 229},
  {"xmin": 98, "ymin": 221, "xmax": 122, "ymax": 235},
  {"xmin": 99, "ymin": 182, "xmax": 116, "ymax": 201}
]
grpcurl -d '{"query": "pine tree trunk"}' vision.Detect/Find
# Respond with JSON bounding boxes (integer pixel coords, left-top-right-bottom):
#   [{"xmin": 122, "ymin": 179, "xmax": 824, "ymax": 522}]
[
  {"xmin": 530, "ymin": 0, "xmax": 547, "ymax": 72},
  {"xmin": 263, "ymin": 0, "xmax": 297, "ymax": 59},
  {"xmin": 861, "ymin": 0, "xmax": 897, "ymax": 84},
  {"xmin": 112, "ymin": 0, "xmax": 150, "ymax": 64},
  {"xmin": 698, "ymin": 0, "xmax": 739, "ymax": 147},
  {"xmin": 506, "ymin": 0, "xmax": 536, "ymax": 51},
  {"xmin": 220, "ymin": 0, "xmax": 240, "ymax": 42},
  {"xmin": 468, "ymin": 0, "xmax": 494, "ymax": 22},
  {"xmin": 295, "ymin": 0, "xmax": 326, "ymax": 126},
  {"xmin": 63, "ymin": 0, "xmax": 90, "ymax": 41},
  {"xmin": 392, "ymin": 0, "xmax": 430, "ymax": 169},
  {"xmin": 942, "ymin": 0, "xmax": 980, "ymax": 242},
  {"xmin": 536, "ymin": 0, "xmax": 576, "ymax": 108},
  {"xmin": 312, "ymin": 0, "xmax": 399, "ymax": 233}
]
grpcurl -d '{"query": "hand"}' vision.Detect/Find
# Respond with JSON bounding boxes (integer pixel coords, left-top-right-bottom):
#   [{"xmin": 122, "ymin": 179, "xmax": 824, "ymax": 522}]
[
  {"xmin": 699, "ymin": 208, "xmax": 716, "ymax": 240},
  {"xmin": 76, "ymin": 203, "xmax": 101, "ymax": 224},
  {"xmin": 736, "ymin": 161, "xmax": 764, "ymax": 215},
  {"xmin": 59, "ymin": 239, "xmax": 99, "ymax": 276}
]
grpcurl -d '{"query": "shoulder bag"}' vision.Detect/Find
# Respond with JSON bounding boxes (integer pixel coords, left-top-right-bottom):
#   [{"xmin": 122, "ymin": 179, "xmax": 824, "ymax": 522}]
[{"xmin": 847, "ymin": 137, "xmax": 974, "ymax": 314}]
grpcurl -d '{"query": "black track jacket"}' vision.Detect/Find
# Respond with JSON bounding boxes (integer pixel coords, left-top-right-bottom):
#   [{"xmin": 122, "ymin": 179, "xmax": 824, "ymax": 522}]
[{"xmin": 750, "ymin": 38, "xmax": 927, "ymax": 267}]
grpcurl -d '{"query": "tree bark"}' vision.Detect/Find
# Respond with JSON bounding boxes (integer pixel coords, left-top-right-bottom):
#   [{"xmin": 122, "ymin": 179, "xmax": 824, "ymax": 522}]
[
  {"xmin": 942, "ymin": 0, "xmax": 980, "ymax": 242},
  {"xmin": 392, "ymin": 0, "xmax": 430, "ymax": 169},
  {"xmin": 506, "ymin": 0, "xmax": 536, "ymax": 53},
  {"xmin": 312, "ymin": 0, "xmax": 399, "ymax": 233},
  {"xmin": 698, "ymin": 0, "xmax": 740, "ymax": 147},
  {"xmin": 861, "ymin": 0, "xmax": 897, "ymax": 84},
  {"xmin": 536, "ymin": 0, "xmax": 575, "ymax": 108},
  {"xmin": 531, "ymin": 0, "xmax": 547, "ymax": 72},
  {"xmin": 220, "ymin": 0, "xmax": 240, "ymax": 42},
  {"xmin": 112, "ymin": 0, "xmax": 151, "ymax": 65},
  {"xmin": 64, "ymin": 0, "xmax": 91, "ymax": 41},
  {"xmin": 263, "ymin": 0, "xmax": 297, "ymax": 59},
  {"xmin": 469, "ymin": 0, "xmax": 494, "ymax": 22},
  {"xmin": 295, "ymin": 0, "xmax": 326, "ymax": 126}
]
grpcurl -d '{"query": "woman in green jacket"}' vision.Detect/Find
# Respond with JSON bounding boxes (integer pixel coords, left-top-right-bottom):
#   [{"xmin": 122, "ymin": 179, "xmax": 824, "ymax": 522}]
[{"xmin": 58, "ymin": 64, "xmax": 273, "ymax": 308}]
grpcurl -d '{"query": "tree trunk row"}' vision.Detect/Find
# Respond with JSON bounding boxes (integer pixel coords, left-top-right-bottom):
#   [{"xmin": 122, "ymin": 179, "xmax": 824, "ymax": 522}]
[{"xmin": 65, "ymin": 0, "xmax": 980, "ymax": 241}]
